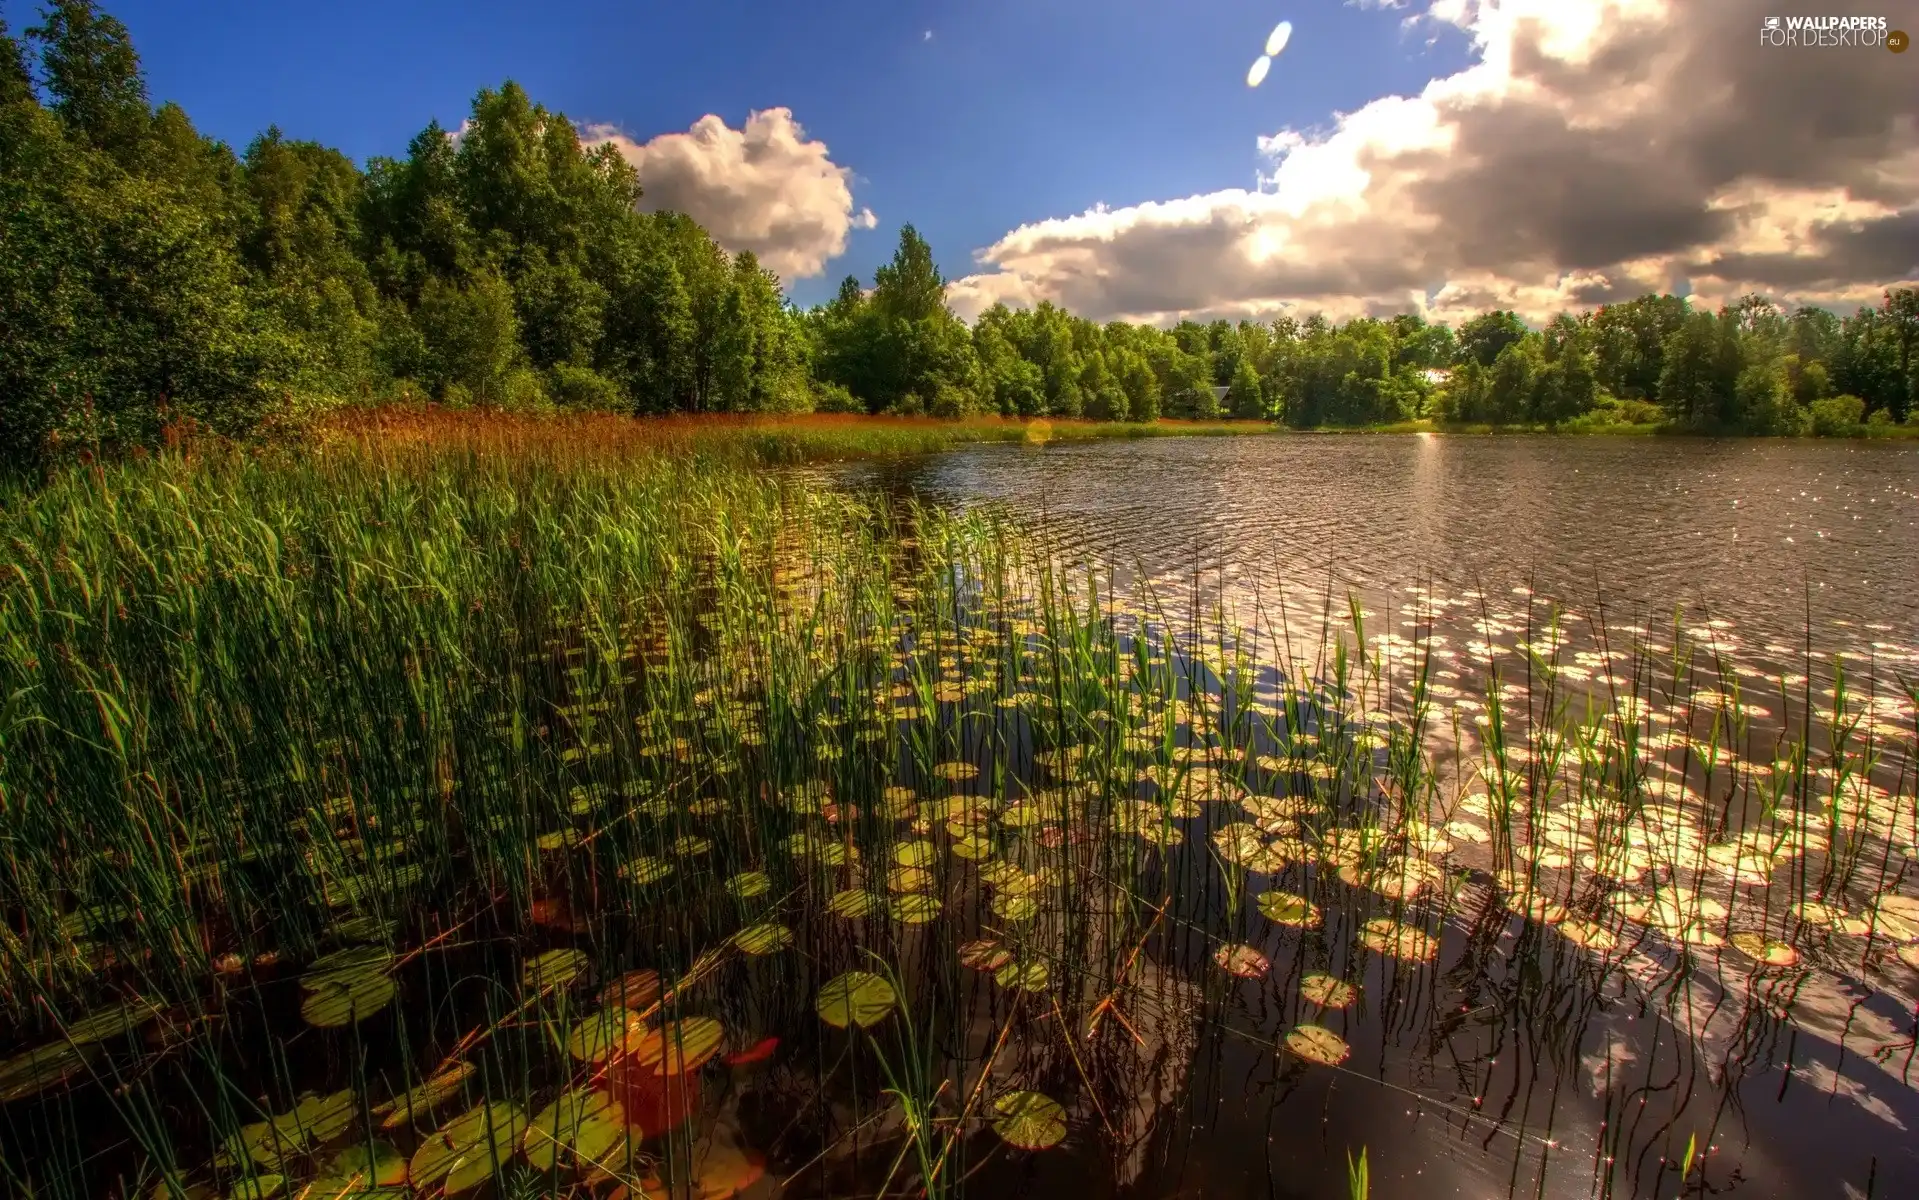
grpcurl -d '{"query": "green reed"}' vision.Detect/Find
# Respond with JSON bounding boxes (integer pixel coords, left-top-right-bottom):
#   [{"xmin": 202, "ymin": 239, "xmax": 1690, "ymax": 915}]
[{"xmin": 0, "ymin": 424, "xmax": 1913, "ymax": 1199}]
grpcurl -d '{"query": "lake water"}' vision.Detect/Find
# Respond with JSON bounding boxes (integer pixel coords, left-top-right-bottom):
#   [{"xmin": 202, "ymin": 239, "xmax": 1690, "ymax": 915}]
[
  {"xmin": 822, "ymin": 434, "xmax": 1919, "ymax": 1200},
  {"xmin": 837, "ymin": 433, "xmax": 1919, "ymax": 668}
]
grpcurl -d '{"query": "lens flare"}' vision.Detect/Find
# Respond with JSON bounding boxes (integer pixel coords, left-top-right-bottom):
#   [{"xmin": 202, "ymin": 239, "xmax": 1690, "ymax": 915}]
[
  {"xmin": 1246, "ymin": 55, "xmax": 1272, "ymax": 87},
  {"xmin": 1265, "ymin": 20, "xmax": 1293, "ymax": 57}
]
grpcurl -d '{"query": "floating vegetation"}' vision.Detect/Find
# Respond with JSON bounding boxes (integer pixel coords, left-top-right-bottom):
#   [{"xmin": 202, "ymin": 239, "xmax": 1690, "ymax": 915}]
[{"xmin": 2, "ymin": 428, "xmax": 1916, "ymax": 1196}]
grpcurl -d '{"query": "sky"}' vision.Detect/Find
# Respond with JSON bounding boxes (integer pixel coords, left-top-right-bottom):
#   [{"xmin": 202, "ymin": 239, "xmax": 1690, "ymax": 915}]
[{"xmin": 67, "ymin": 0, "xmax": 1919, "ymax": 323}]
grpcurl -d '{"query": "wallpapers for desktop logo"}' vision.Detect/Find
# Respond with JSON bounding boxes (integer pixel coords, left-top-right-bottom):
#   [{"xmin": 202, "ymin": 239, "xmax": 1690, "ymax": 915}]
[{"xmin": 1758, "ymin": 14, "xmax": 1903, "ymax": 49}]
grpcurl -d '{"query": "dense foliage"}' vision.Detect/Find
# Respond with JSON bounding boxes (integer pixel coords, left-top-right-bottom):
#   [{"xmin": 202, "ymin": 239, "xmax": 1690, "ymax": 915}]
[{"xmin": 3, "ymin": 1, "xmax": 1916, "ymax": 471}]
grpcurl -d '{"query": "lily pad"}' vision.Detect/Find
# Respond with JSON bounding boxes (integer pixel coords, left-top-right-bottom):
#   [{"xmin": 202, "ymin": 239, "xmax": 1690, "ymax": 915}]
[
  {"xmin": 409, "ymin": 1103, "xmax": 527, "ymax": 1194},
  {"xmin": 991, "ymin": 1091, "xmax": 1067, "ymax": 1150},
  {"xmin": 995, "ymin": 959, "xmax": 1050, "ymax": 992},
  {"xmin": 0, "ymin": 1040, "xmax": 96, "ymax": 1102},
  {"xmin": 377, "ymin": 1061, "xmax": 476, "ymax": 1129},
  {"xmin": 816, "ymin": 971, "xmax": 897, "ymax": 1029},
  {"xmin": 521, "ymin": 948, "xmax": 590, "ymax": 993},
  {"xmin": 522, "ymin": 1088, "xmax": 626, "ymax": 1172},
  {"xmin": 725, "ymin": 871, "xmax": 770, "ymax": 900},
  {"xmin": 300, "ymin": 974, "xmax": 397, "ymax": 1028},
  {"xmin": 957, "ymin": 939, "xmax": 1013, "ymax": 972},
  {"xmin": 1300, "ymin": 974, "xmax": 1357, "ymax": 1008},
  {"xmin": 1285, "ymin": 1024, "xmax": 1351, "ymax": 1066},
  {"xmin": 1257, "ymin": 890, "xmax": 1321, "ymax": 928},
  {"xmin": 626, "ymin": 1016, "xmax": 725, "ymax": 1075},
  {"xmin": 828, "ymin": 889, "xmax": 876, "ymax": 919},
  {"xmin": 308, "ymin": 1142, "xmax": 407, "ymax": 1198},
  {"xmin": 1728, "ymin": 931, "xmax": 1799, "ymax": 967},
  {"xmin": 893, "ymin": 840, "xmax": 935, "ymax": 868},
  {"xmin": 890, "ymin": 894, "xmax": 941, "ymax": 924},
  {"xmin": 567, "ymin": 1008, "xmax": 645, "ymax": 1063},
  {"xmin": 1360, "ymin": 917, "xmax": 1438, "ymax": 962},
  {"xmin": 733, "ymin": 923, "xmax": 795, "ymax": 956},
  {"xmin": 1213, "ymin": 944, "xmax": 1270, "ymax": 979},
  {"xmin": 599, "ymin": 969, "xmax": 664, "ymax": 1011},
  {"xmin": 62, "ymin": 996, "xmax": 163, "ymax": 1046},
  {"xmin": 620, "ymin": 856, "xmax": 673, "ymax": 886}
]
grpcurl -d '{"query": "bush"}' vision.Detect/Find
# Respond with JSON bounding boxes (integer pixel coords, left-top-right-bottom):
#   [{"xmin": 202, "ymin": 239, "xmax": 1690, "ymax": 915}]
[
  {"xmin": 548, "ymin": 363, "xmax": 625, "ymax": 411},
  {"xmin": 498, "ymin": 367, "xmax": 550, "ymax": 411},
  {"xmin": 1865, "ymin": 407, "xmax": 1896, "ymax": 433},
  {"xmin": 1809, "ymin": 394, "xmax": 1865, "ymax": 436},
  {"xmin": 811, "ymin": 381, "xmax": 864, "ymax": 414}
]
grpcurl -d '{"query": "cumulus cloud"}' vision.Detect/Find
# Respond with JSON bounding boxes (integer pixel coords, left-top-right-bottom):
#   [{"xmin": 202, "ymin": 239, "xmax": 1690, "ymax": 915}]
[
  {"xmin": 583, "ymin": 109, "xmax": 875, "ymax": 282},
  {"xmin": 947, "ymin": 0, "xmax": 1919, "ymax": 325}
]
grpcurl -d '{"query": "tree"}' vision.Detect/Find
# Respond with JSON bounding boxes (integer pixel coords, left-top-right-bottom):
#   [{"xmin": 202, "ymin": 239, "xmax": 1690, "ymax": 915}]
[
  {"xmin": 1658, "ymin": 310, "xmax": 1723, "ymax": 428},
  {"xmin": 1456, "ymin": 310, "xmax": 1527, "ymax": 368},
  {"xmin": 1881, "ymin": 287, "xmax": 1918, "ymax": 421},
  {"xmin": 30, "ymin": 0, "xmax": 149, "ymax": 162},
  {"xmin": 1228, "ymin": 356, "xmax": 1264, "ymax": 419},
  {"xmin": 1, "ymin": 15, "xmax": 33, "ymax": 107}
]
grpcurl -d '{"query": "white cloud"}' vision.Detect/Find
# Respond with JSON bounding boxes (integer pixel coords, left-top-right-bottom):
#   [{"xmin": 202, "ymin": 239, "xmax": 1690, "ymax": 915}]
[
  {"xmin": 948, "ymin": 0, "xmax": 1919, "ymax": 325},
  {"xmin": 582, "ymin": 108, "xmax": 873, "ymax": 282}
]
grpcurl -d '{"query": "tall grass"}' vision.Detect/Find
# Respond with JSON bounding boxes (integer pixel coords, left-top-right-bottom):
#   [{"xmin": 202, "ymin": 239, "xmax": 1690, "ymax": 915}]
[{"xmin": 0, "ymin": 414, "xmax": 1912, "ymax": 1198}]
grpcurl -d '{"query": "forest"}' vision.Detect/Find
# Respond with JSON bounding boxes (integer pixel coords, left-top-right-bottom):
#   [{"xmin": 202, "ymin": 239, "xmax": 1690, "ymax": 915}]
[{"xmin": 3, "ymin": 0, "xmax": 1917, "ymax": 472}]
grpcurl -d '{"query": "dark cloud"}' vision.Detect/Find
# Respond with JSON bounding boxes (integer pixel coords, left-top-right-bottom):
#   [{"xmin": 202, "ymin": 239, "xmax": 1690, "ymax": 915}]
[{"xmin": 949, "ymin": 0, "xmax": 1919, "ymax": 325}]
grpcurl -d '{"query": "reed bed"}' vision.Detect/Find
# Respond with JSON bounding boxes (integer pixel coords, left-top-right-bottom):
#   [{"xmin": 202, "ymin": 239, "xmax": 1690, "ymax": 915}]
[{"xmin": 0, "ymin": 418, "xmax": 1914, "ymax": 1198}]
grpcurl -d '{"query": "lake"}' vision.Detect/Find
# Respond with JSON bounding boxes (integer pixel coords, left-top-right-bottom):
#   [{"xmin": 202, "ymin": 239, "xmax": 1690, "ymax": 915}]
[{"xmin": 818, "ymin": 433, "xmax": 1919, "ymax": 1199}]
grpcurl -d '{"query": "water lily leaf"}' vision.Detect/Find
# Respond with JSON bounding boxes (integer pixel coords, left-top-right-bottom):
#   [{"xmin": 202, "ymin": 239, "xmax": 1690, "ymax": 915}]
[
  {"xmin": 1213, "ymin": 944, "xmax": 1270, "ymax": 979},
  {"xmin": 62, "ymin": 996, "xmax": 163, "ymax": 1046},
  {"xmin": 1257, "ymin": 890, "xmax": 1321, "ymax": 928},
  {"xmin": 828, "ymin": 889, "xmax": 876, "ymax": 919},
  {"xmin": 685, "ymin": 1140, "xmax": 768, "ymax": 1199},
  {"xmin": 302, "ymin": 946, "xmax": 393, "ymax": 991},
  {"xmin": 620, "ymin": 856, "xmax": 673, "ymax": 886},
  {"xmin": 567, "ymin": 1008, "xmax": 646, "ymax": 1063},
  {"xmin": 625, "ymin": 1016, "xmax": 725, "ymax": 1075},
  {"xmin": 933, "ymin": 761, "xmax": 979, "ymax": 783},
  {"xmin": 522, "ymin": 948, "xmax": 590, "ymax": 993},
  {"xmin": 732, "ymin": 923, "xmax": 794, "ymax": 956},
  {"xmin": 522, "ymin": 1088, "xmax": 626, "ymax": 1172},
  {"xmin": 224, "ymin": 1175, "xmax": 284, "ymax": 1200},
  {"xmin": 600, "ymin": 969, "xmax": 664, "ymax": 1011},
  {"xmin": 951, "ymin": 834, "xmax": 992, "ymax": 860},
  {"xmin": 957, "ymin": 940, "xmax": 1012, "ymax": 972},
  {"xmin": 887, "ymin": 866, "xmax": 932, "ymax": 893},
  {"xmin": 816, "ymin": 971, "xmax": 897, "ymax": 1029},
  {"xmin": 1300, "ymin": 974, "xmax": 1357, "ymax": 1008},
  {"xmin": 893, "ymin": 841, "xmax": 934, "ymax": 868},
  {"xmin": 377, "ymin": 1061, "xmax": 475, "ymax": 1129},
  {"xmin": 1557, "ymin": 918, "xmax": 1620, "ymax": 952},
  {"xmin": 890, "ymin": 894, "xmax": 941, "ymax": 924},
  {"xmin": 672, "ymin": 835, "xmax": 712, "ymax": 858},
  {"xmin": 1285, "ymin": 1024, "xmax": 1350, "ymax": 1066},
  {"xmin": 994, "ymin": 960, "xmax": 1049, "ymax": 992},
  {"xmin": 725, "ymin": 871, "xmax": 769, "ymax": 900},
  {"xmin": 1359, "ymin": 917, "xmax": 1438, "ymax": 962},
  {"xmin": 991, "ymin": 892, "xmax": 1038, "ymax": 923},
  {"xmin": 991, "ymin": 1091, "xmax": 1066, "ymax": 1150},
  {"xmin": 286, "ymin": 1090, "xmax": 358, "ymax": 1143},
  {"xmin": 308, "ymin": 1141, "xmax": 407, "ymax": 1197},
  {"xmin": 408, "ymin": 1103, "xmax": 526, "ymax": 1195},
  {"xmin": 1728, "ymin": 931, "xmax": 1799, "ymax": 967},
  {"xmin": 300, "ymin": 974, "xmax": 397, "ymax": 1028}
]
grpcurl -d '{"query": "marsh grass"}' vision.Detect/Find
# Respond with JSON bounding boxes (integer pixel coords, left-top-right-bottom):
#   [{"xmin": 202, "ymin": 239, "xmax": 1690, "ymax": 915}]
[{"xmin": 0, "ymin": 415, "xmax": 1913, "ymax": 1198}]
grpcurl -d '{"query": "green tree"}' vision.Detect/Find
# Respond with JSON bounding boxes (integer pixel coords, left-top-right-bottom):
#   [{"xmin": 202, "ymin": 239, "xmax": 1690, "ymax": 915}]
[
  {"xmin": 1455, "ymin": 310, "xmax": 1527, "ymax": 368},
  {"xmin": 1, "ymin": 14, "xmax": 33, "ymax": 107},
  {"xmin": 30, "ymin": 0, "xmax": 148, "ymax": 161},
  {"xmin": 414, "ymin": 270, "xmax": 521, "ymax": 404},
  {"xmin": 1227, "ymin": 355, "xmax": 1264, "ymax": 419}
]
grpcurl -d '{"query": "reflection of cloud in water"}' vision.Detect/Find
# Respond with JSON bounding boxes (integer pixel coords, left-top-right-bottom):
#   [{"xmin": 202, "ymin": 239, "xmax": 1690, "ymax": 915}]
[{"xmin": 1793, "ymin": 1059, "xmax": 1907, "ymax": 1131}]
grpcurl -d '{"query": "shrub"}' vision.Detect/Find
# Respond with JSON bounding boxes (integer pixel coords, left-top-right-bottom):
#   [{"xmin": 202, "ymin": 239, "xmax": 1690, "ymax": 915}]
[
  {"xmin": 1808, "ymin": 394, "xmax": 1865, "ymax": 436},
  {"xmin": 548, "ymin": 363, "xmax": 625, "ymax": 411}
]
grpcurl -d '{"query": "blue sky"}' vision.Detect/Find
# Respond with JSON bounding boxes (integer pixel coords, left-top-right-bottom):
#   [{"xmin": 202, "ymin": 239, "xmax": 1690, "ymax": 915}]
[{"xmin": 85, "ymin": 0, "xmax": 1474, "ymax": 308}]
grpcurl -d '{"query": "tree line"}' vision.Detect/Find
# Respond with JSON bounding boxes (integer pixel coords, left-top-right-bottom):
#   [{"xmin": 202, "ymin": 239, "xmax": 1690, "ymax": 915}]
[{"xmin": 3, "ymin": 1, "xmax": 1915, "ymax": 471}]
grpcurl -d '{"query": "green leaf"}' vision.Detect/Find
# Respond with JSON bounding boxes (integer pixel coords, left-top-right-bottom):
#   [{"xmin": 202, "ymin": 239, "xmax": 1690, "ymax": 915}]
[
  {"xmin": 991, "ymin": 1091, "xmax": 1066, "ymax": 1149},
  {"xmin": 815, "ymin": 970, "xmax": 897, "ymax": 1029}
]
